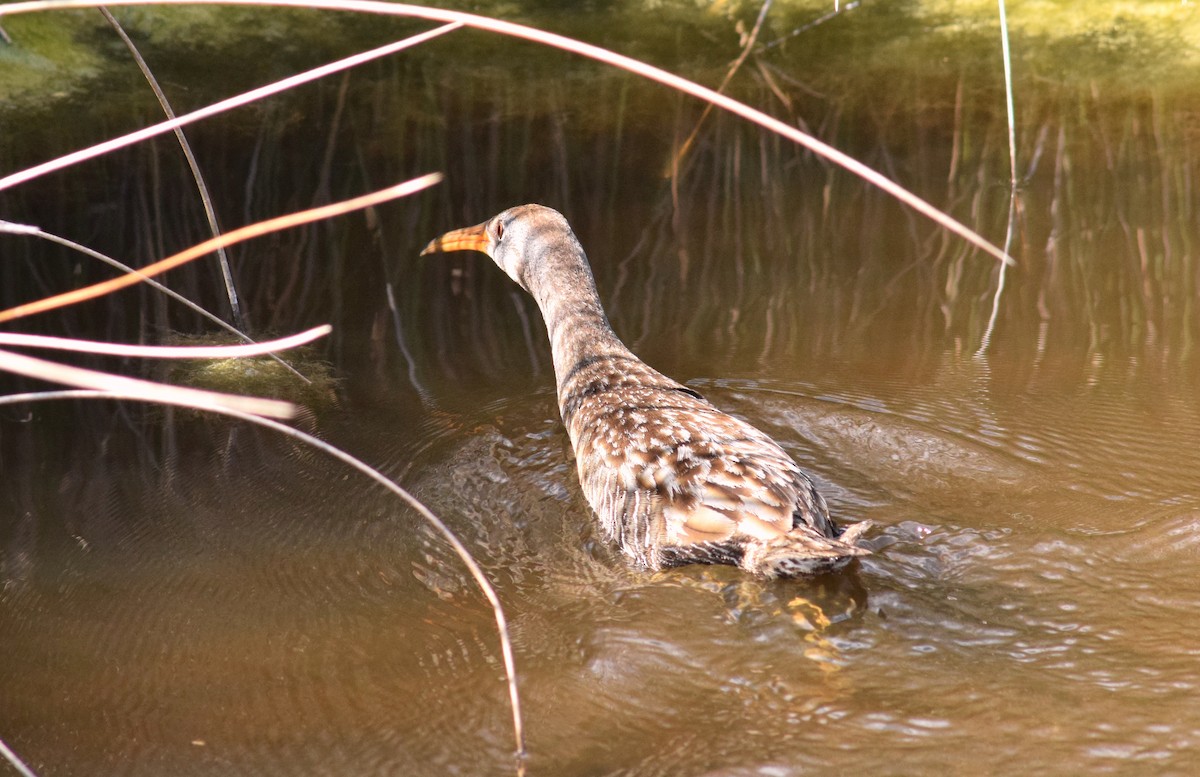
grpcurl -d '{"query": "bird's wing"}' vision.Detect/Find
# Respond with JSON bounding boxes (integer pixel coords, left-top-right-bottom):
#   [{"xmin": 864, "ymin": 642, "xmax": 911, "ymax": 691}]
[
  {"xmin": 655, "ymin": 439, "xmax": 800, "ymax": 545},
  {"xmin": 574, "ymin": 391, "xmax": 828, "ymax": 564}
]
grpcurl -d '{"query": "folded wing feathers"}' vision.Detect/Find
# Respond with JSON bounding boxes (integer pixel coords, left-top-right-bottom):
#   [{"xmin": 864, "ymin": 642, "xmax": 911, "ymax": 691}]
[
  {"xmin": 567, "ymin": 366, "xmax": 865, "ymax": 575},
  {"xmin": 589, "ymin": 423, "xmax": 822, "ymax": 550}
]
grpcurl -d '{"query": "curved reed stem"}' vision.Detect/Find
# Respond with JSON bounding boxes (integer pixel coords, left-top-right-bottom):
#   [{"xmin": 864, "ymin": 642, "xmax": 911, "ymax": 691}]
[
  {"xmin": 0, "ymin": 389, "xmax": 527, "ymax": 766},
  {"xmin": 99, "ymin": 6, "xmax": 247, "ymax": 328}
]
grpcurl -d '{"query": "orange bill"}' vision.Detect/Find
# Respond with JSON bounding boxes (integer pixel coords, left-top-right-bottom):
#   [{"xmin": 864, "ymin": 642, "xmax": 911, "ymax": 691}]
[{"xmin": 420, "ymin": 221, "xmax": 491, "ymax": 256}]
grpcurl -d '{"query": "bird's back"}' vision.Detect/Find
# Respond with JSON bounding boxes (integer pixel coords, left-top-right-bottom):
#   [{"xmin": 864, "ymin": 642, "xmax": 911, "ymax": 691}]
[{"xmin": 558, "ymin": 354, "xmax": 858, "ymax": 574}]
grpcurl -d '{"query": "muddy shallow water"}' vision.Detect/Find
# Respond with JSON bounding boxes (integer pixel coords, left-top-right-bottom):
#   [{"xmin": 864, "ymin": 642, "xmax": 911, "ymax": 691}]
[
  {"xmin": 3, "ymin": 2, "xmax": 1200, "ymax": 775},
  {"xmin": 5, "ymin": 354, "xmax": 1200, "ymax": 775}
]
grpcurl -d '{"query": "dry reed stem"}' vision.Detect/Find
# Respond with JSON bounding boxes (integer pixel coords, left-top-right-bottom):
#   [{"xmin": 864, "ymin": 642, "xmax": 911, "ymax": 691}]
[
  {"xmin": 99, "ymin": 6, "xmax": 246, "ymax": 327},
  {"xmin": 997, "ymin": 0, "xmax": 1018, "ymax": 188},
  {"xmin": 1, "ymin": 223, "xmax": 313, "ymax": 382},
  {"xmin": 0, "ymin": 0, "xmax": 1012, "ymax": 266},
  {"xmin": 761, "ymin": 0, "xmax": 859, "ymax": 51},
  {"xmin": 0, "ymin": 323, "xmax": 331, "ymax": 358},
  {"xmin": 0, "ymin": 21, "xmax": 461, "ymax": 193},
  {"xmin": 976, "ymin": 0, "xmax": 1019, "ymax": 354},
  {"xmin": 0, "ymin": 173, "xmax": 443, "ymax": 323},
  {"xmin": 669, "ymin": 0, "xmax": 773, "ymax": 172},
  {"xmin": 0, "ymin": 348, "xmax": 297, "ymax": 417}
]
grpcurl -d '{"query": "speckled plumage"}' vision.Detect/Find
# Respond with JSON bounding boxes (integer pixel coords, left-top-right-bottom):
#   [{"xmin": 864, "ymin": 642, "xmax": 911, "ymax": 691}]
[{"xmin": 423, "ymin": 204, "xmax": 869, "ymax": 577}]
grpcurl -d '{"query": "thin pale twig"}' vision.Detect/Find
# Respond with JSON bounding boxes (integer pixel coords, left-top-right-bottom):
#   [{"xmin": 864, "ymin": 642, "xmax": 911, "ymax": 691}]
[
  {"xmin": 977, "ymin": 0, "xmax": 1019, "ymax": 353},
  {"xmin": 669, "ymin": 0, "xmax": 772, "ymax": 171},
  {"xmin": 0, "ymin": 21, "xmax": 462, "ymax": 193},
  {"xmin": 0, "ymin": 173, "xmax": 444, "ymax": 324},
  {"xmin": 0, "ymin": 348, "xmax": 297, "ymax": 418},
  {"xmin": 761, "ymin": 0, "xmax": 859, "ymax": 50},
  {"xmin": 0, "ymin": 324, "xmax": 331, "ymax": 358},
  {"xmin": 997, "ymin": 0, "xmax": 1018, "ymax": 187},
  {"xmin": 99, "ymin": 6, "xmax": 247, "ymax": 328}
]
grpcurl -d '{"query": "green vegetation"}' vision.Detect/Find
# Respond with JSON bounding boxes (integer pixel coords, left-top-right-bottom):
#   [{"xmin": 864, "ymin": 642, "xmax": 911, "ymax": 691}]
[
  {"xmin": 164, "ymin": 333, "xmax": 340, "ymax": 411},
  {"xmin": 3, "ymin": 2, "xmax": 1198, "ymax": 122}
]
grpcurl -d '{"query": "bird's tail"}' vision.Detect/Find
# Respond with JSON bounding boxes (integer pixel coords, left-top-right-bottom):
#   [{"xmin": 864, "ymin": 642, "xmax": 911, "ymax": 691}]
[{"xmin": 741, "ymin": 520, "xmax": 872, "ymax": 578}]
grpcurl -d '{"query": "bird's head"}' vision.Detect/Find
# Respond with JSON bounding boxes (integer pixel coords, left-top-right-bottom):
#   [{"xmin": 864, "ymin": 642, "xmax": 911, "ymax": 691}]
[{"xmin": 420, "ymin": 204, "xmax": 580, "ymax": 293}]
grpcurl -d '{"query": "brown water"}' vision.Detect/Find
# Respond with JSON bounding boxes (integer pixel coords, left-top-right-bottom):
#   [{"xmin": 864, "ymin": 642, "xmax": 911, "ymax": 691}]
[{"xmin": 3, "ymin": 3, "xmax": 1200, "ymax": 776}]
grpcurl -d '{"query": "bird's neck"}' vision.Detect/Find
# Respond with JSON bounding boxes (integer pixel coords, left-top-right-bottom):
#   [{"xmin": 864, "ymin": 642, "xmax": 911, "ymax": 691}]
[{"xmin": 524, "ymin": 247, "xmax": 637, "ymax": 405}]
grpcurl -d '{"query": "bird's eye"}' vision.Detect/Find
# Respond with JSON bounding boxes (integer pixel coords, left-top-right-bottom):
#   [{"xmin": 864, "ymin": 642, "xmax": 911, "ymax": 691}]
[{"xmin": 493, "ymin": 220, "xmax": 505, "ymax": 241}]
